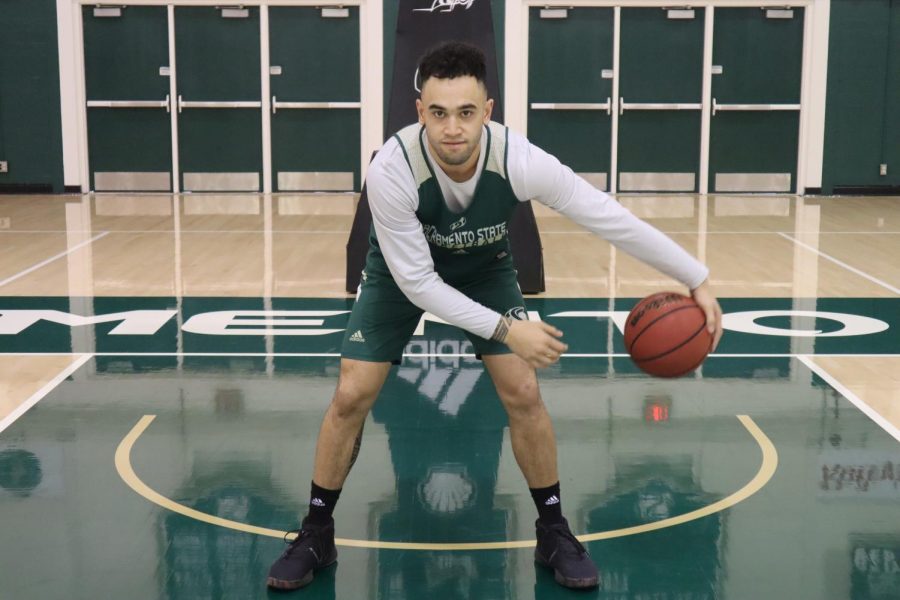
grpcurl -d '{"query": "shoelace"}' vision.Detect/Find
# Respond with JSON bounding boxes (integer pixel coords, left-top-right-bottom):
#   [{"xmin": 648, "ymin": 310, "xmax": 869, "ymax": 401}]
[{"xmin": 281, "ymin": 529, "xmax": 314, "ymax": 557}]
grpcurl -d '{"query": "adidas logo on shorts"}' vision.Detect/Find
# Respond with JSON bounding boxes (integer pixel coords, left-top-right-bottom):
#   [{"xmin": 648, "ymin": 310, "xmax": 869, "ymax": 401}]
[
  {"xmin": 544, "ymin": 495, "xmax": 560, "ymax": 506},
  {"xmin": 349, "ymin": 330, "xmax": 366, "ymax": 343}
]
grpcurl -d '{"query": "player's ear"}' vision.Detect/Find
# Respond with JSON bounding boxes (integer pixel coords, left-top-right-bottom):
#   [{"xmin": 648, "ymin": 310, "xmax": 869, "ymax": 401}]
[
  {"xmin": 416, "ymin": 98, "xmax": 426, "ymax": 125},
  {"xmin": 483, "ymin": 98, "xmax": 494, "ymax": 124}
]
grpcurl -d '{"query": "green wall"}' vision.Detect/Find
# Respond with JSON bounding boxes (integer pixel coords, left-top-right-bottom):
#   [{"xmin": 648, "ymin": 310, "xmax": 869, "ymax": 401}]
[
  {"xmin": 822, "ymin": 0, "xmax": 900, "ymax": 193},
  {"xmin": 0, "ymin": 0, "xmax": 65, "ymax": 192},
  {"xmin": 3, "ymin": 1, "xmax": 899, "ymax": 194}
]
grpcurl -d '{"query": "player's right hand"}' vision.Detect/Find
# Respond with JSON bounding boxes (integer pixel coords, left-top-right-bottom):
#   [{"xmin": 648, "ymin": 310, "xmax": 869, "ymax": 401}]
[{"xmin": 505, "ymin": 320, "xmax": 568, "ymax": 369}]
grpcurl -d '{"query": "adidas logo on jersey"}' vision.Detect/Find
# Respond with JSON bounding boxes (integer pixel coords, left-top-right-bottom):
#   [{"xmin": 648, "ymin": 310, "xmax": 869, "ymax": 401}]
[
  {"xmin": 349, "ymin": 330, "xmax": 366, "ymax": 343},
  {"xmin": 544, "ymin": 495, "xmax": 560, "ymax": 506},
  {"xmin": 310, "ymin": 497, "xmax": 326, "ymax": 507}
]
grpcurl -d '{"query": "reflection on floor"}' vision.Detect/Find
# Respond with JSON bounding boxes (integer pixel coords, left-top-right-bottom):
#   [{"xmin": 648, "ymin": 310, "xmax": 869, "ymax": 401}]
[{"xmin": 1, "ymin": 349, "xmax": 898, "ymax": 599}]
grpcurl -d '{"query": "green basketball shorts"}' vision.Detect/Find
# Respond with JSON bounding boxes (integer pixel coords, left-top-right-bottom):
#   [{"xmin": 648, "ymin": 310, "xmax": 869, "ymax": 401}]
[{"xmin": 341, "ymin": 269, "xmax": 526, "ymax": 364}]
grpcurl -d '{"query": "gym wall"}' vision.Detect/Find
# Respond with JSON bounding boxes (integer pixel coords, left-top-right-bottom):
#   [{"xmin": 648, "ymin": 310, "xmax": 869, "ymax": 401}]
[
  {"xmin": 0, "ymin": 0, "xmax": 897, "ymax": 195},
  {"xmin": 0, "ymin": 0, "xmax": 66, "ymax": 193},
  {"xmin": 821, "ymin": 0, "xmax": 900, "ymax": 194}
]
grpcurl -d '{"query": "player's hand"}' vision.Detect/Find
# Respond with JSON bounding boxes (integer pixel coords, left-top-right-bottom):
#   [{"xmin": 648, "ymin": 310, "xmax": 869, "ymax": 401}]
[
  {"xmin": 691, "ymin": 279, "xmax": 723, "ymax": 351},
  {"xmin": 504, "ymin": 320, "xmax": 568, "ymax": 369}
]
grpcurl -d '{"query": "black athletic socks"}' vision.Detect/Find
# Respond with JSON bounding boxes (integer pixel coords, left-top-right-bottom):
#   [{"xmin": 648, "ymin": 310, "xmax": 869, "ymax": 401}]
[
  {"xmin": 307, "ymin": 480, "xmax": 562, "ymax": 526},
  {"xmin": 306, "ymin": 481, "xmax": 341, "ymax": 525},
  {"xmin": 530, "ymin": 481, "xmax": 564, "ymax": 524}
]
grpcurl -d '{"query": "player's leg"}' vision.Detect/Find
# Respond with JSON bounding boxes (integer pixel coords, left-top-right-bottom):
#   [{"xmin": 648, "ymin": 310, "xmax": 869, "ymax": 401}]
[
  {"xmin": 466, "ymin": 271, "xmax": 600, "ymax": 589},
  {"xmin": 481, "ymin": 353, "xmax": 599, "ymax": 589},
  {"xmin": 312, "ymin": 358, "xmax": 392, "ymax": 490},
  {"xmin": 267, "ymin": 276, "xmax": 421, "ymax": 590},
  {"xmin": 463, "ymin": 273, "xmax": 560, "ymax": 491},
  {"xmin": 481, "ymin": 353, "xmax": 557, "ymax": 488},
  {"xmin": 267, "ymin": 358, "xmax": 390, "ymax": 591}
]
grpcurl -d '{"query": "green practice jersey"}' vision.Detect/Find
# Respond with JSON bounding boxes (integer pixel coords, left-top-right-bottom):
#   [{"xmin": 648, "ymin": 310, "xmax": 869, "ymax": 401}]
[{"xmin": 365, "ymin": 121, "xmax": 518, "ymax": 286}]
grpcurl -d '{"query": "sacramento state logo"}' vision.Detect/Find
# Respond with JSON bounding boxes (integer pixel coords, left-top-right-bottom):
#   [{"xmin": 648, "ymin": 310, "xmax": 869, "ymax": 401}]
[{"xmin": 505, "ymin": 307, "xmax": 527, "ymax": 321}]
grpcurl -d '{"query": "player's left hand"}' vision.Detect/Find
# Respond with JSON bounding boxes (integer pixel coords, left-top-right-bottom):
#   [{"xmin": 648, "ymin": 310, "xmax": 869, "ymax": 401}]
[{"xmin": 691, "ymin": 279, "xmax": 723, "ymax": 351}]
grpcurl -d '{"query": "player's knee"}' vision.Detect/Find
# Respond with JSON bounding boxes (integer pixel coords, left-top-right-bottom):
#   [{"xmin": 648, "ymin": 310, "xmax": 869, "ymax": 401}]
[
  {"xmin": 330, "ymin": 381, "xmax": 376, "ymax": 423},
  {"xmin": 499, "ymin": 377, "xmax": 542, "ymax": 417}
]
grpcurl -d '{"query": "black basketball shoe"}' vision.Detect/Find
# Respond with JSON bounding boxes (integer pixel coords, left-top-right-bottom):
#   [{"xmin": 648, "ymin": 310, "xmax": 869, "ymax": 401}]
[
  {"xmin": 534, "ymin": 518, "xmax": 600, "ymax": 589},
  {"xmin": 266, "ymin": 517, "xmax": 338, "ymax": 590}
]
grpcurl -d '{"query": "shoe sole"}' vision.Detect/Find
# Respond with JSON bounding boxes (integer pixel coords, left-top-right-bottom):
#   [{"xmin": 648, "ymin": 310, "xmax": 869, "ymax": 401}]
[
  {"xmin": 266, "ymin": 571, "xmax": 313, "ymax": 591},
  {"xmin": 266, "ymin": 556, "xmax": 337, "ymax": 591},
  {"xmin": 535, "ymin": 554, "xmax": 600, "ymax": 589}
]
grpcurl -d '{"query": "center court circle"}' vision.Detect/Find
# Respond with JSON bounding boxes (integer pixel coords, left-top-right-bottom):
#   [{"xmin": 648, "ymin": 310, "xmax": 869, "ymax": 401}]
[{"xmin": 115, "ymin": 414, "xmax": 777, "ymax": 550}]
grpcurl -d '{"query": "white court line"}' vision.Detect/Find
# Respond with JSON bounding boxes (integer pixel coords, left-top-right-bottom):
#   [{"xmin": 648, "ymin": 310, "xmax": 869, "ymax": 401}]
[
  {"xmin": 0, "ymin": 231, "xmax": 109, "ymax": 289},
  {"xmin": 798, "ymin": 355, "xmax": 900, "ymax": 444},
  {"xmin": 4, "ymin": 229, "xmax": 900, "ymax": 235},
  {"xmin": 0, "ymin": 354, "xmax": 93, "ymax": 436},
  {"xmin": 0, "ymin": 230, "xmax": 350, "ymax": 235},
  {"xmin": 777, "ymin": 232, "xmax": 900, "ymax": 295},
  {"xmin": 2, "ymin": 352, "xmax": 897, "ymax": 359},
  {"xmin": 540, "ymin": 231, "xmax": 900, "ymax": 235}
]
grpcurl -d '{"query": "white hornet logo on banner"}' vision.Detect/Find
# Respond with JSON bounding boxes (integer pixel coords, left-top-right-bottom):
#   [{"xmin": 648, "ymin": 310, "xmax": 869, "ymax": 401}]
[{"xmin": 414, "ymin": 0, "xmax": 476, "ymax": 13}]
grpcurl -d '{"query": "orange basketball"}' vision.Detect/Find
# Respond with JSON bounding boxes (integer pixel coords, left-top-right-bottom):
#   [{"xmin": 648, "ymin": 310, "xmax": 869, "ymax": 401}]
[{"xmin": 624, "ymin": 292, "xmax": 712, "ymax": 378}]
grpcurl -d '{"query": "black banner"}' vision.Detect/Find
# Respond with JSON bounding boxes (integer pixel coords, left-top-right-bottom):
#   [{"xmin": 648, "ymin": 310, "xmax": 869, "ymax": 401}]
[{"xmin": 387, "ymin": 0, "xmax": 503, "ymax": 135}]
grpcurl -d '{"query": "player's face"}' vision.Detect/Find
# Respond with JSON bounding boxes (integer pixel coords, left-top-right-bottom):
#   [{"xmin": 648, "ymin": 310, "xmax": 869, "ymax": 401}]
[{"xmin": 416, "ymin": 76, "xmax": 493, "ymax": 172}]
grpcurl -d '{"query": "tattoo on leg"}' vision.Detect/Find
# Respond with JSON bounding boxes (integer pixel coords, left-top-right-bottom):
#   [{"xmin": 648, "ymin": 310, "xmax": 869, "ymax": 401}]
[{"xmin": 347, "ymin": 422, "xmax": 365, "ymax": 476}]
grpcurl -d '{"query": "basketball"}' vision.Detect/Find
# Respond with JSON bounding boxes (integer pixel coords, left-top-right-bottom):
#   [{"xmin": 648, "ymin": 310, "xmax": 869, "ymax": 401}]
[{"xmin": 624, "ymin": 292, "xmax": 713, "ymax": 378}]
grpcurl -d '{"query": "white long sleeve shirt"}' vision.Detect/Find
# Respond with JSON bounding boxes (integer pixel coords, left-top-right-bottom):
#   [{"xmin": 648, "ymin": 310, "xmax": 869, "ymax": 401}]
[{"xmin": 364, "ymin": 126, "xmax": 709, "ymax": 340}]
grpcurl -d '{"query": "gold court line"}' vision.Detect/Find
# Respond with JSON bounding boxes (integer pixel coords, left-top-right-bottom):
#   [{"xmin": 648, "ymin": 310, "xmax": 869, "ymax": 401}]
[{"xmin": 115, "ymin": 414, "xmax": 777, "ymax": 551}]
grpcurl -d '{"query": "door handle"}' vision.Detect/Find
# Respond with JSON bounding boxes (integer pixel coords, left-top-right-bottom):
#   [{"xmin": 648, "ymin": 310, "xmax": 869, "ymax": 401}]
[
  {"xmin": 177, "ymin": 95, "xmax": 262, "ymax": 113},
  {"xmin": 711, "ymin": 98, "xmax": 801, "ymax": 116},
  {"xmin": 620, "ymin": 99, "xmax": 703, "ymax": 114},
  {"xmin": 528, "ymin": 100, "xmax": 612, "ymax": 113},
  {"xmin": 271, "ymin": 96, "xmax": 362, "ymax": 114},
  {"xmin": 86, "ymin": 99, "xmax": 170, "ymax": 109}
]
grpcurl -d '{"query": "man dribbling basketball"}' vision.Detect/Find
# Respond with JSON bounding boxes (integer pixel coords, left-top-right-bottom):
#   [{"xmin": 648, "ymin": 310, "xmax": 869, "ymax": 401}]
[{"xmin": 266, "ymin": 41, "xmax": 723, "ymax": 591}]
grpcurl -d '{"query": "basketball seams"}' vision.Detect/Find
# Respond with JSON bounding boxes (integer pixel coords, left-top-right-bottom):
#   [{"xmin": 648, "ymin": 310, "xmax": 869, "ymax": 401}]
[
  {"xmin": 626, "ymin": 304, "xmax": 704, "ymax": 355},
  {"xmin": 640, "ymin": 331, "xmax": 714, "ymax": 378},
  {"xmin": 671, "ymin": 334, "xmax": 715, "ymax": 375},
  {"xmin": 634, "ymin": 320, "xmax": 709, "ymax": 364}
]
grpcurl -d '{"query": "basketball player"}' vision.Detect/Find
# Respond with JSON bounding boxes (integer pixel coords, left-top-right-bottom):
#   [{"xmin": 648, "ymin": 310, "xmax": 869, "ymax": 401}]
[{"xmin": 267, "ymin": 41, "xmax": 723, "ymax": 591}]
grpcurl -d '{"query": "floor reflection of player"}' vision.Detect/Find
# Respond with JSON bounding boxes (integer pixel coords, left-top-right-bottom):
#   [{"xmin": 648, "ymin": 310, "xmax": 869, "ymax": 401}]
[
  {"xmin": 0, "ymin": 449, "xmax": 43, "ymax": 498},
  {"xmin": 583, "ymin": 460, "xmax": 724, "ymax": 600},
  {"xmin": 371, "ymin": 358, "xmax": 511, "ymax": 599},
  {"xmin": 851, "ymin": 536, "xmax": 900, "ymax": 600},
  {"xmin": 162, "ymin": 465, "xmax": 321, "ymax": 600}
]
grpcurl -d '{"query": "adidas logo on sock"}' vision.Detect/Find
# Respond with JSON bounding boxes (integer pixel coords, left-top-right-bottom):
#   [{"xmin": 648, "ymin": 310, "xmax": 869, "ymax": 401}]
[
  {"xmin": 310, "ymin": 497, "xmax": 326, "ymax": 507},
  {"xmin": 544, "ymin": 495, "xmax": 560, "ymax": 506},
  {"xmin": 349, "ymin": 330, "xmax": 365, "ymax": 343}
]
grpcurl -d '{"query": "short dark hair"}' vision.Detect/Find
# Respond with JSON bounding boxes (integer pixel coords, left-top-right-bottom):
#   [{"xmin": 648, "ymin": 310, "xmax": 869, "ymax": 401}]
[{"xmin": 417, "ymin": 41, "xmax": 487, "ymax": 91}]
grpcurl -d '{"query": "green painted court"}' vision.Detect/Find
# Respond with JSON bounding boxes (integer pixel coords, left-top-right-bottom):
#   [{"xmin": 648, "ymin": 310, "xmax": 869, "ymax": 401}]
[{"xmin": 2, "ymin": 297, "xmax": 898, "ymax": 599}]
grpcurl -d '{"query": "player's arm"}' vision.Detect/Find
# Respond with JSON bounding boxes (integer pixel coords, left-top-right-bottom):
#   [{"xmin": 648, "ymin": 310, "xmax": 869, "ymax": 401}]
[
  {"xmin": 507, "ymin": 133, "xmax": 723, "ymax": 349},
  {"xmin": 366, "ymin": 144, "xmax": 566, "ymax": 367}
]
